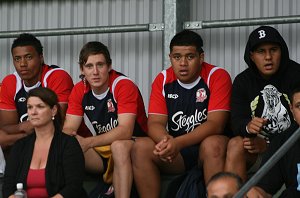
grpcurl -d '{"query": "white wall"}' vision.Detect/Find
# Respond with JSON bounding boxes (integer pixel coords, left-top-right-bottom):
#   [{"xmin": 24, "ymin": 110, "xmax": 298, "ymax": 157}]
[
  {"xmin": 0, "ymin": 0, "xmax": 299, "ymax": 107},
  {"xmin": 190, "ymin": 0, "xmax": 300, "ymax": 79},
  {"xmin": 0, "ymin": 0, "xmax": 164, "ymax": 108}
]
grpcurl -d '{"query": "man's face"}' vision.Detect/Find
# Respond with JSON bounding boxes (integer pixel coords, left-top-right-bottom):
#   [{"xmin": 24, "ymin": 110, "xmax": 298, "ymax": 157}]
[
  {"xmin": 290, "ymin": 92, "xmax": 300, "ymax": 125},
  {"xmin": 12, "ymin": 46, "xmax": 44, "ymax": 86},
  {"xmin": 169, "ymin": 46, "xmax": 203, "ymax": 84},
  {"xmin": 250, "ymin": 42, "xmax": 281, "ymax": 79},
  {"xmin": 207, "ymin": 177, "xmax": 239, "ymax": 198},
  {"xmin": 81, "ymin": 54, "xmax": 111, "ymax": 95}
]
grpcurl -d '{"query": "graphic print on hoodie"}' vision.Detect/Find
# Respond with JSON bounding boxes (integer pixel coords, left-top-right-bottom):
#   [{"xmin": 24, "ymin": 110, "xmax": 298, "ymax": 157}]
[{"xmin": 231, "ymin": 26, "xmax": 300, "ymax": 139}]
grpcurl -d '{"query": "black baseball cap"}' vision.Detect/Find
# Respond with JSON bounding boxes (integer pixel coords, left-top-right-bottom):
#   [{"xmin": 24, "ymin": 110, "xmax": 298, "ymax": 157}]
[{"xmin": 247, "ymin": 26, "xmax": 282, "ymax": 51}]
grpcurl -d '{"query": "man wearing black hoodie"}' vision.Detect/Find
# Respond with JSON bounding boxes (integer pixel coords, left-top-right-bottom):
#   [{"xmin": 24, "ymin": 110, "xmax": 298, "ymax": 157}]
[{"xmin": 223, "ymin": 26, "xmax": 300, "ymax": 182}]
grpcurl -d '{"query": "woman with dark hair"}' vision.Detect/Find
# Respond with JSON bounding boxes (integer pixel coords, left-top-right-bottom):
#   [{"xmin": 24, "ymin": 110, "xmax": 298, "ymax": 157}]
[{"xmin": 3, "ymin": 87, "xmax": 87, "ymax": 198}]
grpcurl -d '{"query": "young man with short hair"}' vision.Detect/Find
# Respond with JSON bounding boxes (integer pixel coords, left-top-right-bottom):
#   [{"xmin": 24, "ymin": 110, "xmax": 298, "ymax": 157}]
[
  {"xmin": 0, "ymin": 33, "xmax": 73, "ymax": 148},
  {"xmin": 131, "ymin": 30, "xmax": 232, "ymax": 198},
  {"xmin": 225, "ymin": 26, "xmax": 300, "ymax": 182},
  {"xmin": 63, "ymin": 41, "xmax": 148, "ymax": 198}
]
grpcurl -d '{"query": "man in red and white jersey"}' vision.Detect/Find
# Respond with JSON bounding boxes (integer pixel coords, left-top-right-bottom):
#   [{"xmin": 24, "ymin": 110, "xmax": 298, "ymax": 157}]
[
  {"xmin": 63, "ymin": 41, "xmax": 147, "ymax": 198},
  {"xmin": 0, "ymin": 33, "xmax": 73, "ymax": 149},
  {"xmin": 131, "ymin": 30, "xmax": 232, "ymax": 198}
]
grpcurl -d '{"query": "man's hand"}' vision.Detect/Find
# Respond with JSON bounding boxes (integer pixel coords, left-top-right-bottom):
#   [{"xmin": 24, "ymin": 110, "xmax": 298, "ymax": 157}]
[
  {"xmin": 154, "ymin": 135, "xmax": 171, "ymax": 153},
  {"xmin": 243, "ymin": 136, "xmax": 267, "ymax": 154},
  {"xmin": 75, "ymin": 135, "xmax": 91, "ymax": 153},
  {"xmin": 246, "ymin": 186, "xmax": 272, "ymax": 198},
  {"xmin": 153, "ymin": 135, "xmax": 180, "ymax": 163},
  {"xmin": 246, "ymin": 117, "xmax": 268, "ymax": 134}
]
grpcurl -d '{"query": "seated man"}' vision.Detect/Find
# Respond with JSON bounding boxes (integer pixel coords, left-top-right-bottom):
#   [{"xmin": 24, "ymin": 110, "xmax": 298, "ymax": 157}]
[
  {"xmin": 131, "ymin": 30, "xmax": 232, "ymax": 198},
  {"xmin": 224, "ymin": 26, "xmax": 300, "ymax": 181},
  {"xmin": 63, "ymin": 41, "xmax": 148, "ymax": 198},
  {"xmin": 0, "ymin": 33, "xmax": 73, "ymax": 148},
  {"xmin": 247, "ymin": 86, "xmax": 300, "ymax": 198},
  {"xmin": 207, "ymin": 172, "xmax": 244, "ymax": 198}
]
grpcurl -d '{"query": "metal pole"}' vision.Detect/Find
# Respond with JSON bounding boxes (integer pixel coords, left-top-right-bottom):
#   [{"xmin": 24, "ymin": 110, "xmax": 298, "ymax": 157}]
[
  {"xmin": 163, "ymin": 0, "xmax": 190, "ymax": 69},
  {"xmin": 0, "ymin": 23, "xmax": 164, "ymax": 39},
  {"xmin": 184, "ymin": 15, "xmax": 300, "ymax": 30},
  {"xmin": 234, "ymin": 127, "xmax": 300, "ymax": 198}
]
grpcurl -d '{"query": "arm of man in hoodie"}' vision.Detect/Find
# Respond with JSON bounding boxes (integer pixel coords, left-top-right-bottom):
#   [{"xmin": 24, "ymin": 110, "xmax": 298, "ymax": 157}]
[{"xmin": 230, "ymin": 77, "xmax": 257, "ymax": 137}]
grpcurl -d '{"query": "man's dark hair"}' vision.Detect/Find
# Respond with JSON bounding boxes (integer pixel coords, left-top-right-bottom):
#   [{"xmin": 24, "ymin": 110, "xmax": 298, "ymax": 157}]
[
  {"xmin": 11, "ymin": 33, "xmax": 43, "ymax": 55},
  {"xmin": 79, "ymin": 41, "xmax": 112, "ymax": 69},
  {"xmin": 207, "ymin": 172, "xmax": 243, "ymax": 190},
  {"xmin": 169, "ymin": 30, "xmax": 204, "ymax": 53}
]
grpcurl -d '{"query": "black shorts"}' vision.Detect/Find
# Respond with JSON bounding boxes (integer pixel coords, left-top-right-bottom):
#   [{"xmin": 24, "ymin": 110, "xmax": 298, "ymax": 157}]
[{"xmin": 180, "ymin": 145, "xmax": 199, "ymax": 171}]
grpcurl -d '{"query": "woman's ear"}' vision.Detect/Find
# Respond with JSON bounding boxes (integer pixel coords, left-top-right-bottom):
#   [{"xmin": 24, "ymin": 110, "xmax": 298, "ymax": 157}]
[{"xmin": 52, "ymin": 105, "xmax": 58, "ymax": 118}]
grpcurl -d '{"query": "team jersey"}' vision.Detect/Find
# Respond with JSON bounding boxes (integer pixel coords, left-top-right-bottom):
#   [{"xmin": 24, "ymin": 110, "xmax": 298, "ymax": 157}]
[
  {"xmin": 0, "ymin": 64, "xmax": 74, "ymax": 122},
  {"xmin": 67, "ymin": 69, "xmax": 147, "ymax": 137},
  {"xmin": 148, "ymin": 62, "xmax": 232, "ymax": 137}
]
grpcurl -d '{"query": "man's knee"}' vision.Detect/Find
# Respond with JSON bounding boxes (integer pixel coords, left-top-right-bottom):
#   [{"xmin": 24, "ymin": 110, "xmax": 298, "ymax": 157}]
[
  {"xmin": 200, "ymin": 135, "xmax": 228, "ymax": 158},
  {"xmin": 131, "ymin": 138, "xmax": 154, "ymax": 165},
  {"xmin": 226, "ymin": 136, "xmax": 244, "ymax": 156},
  {"xmin": 111, "ymin": 140, "xmax": 133, "ymax": 163},
  {"xmin": 111, "ymin": 140, "xmax": 132, "ymax": 155}
]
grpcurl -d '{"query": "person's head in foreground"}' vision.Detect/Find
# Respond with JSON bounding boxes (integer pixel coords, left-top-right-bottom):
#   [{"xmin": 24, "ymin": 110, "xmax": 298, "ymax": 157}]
[{"xmin": 207, "ymin": 172, "xmax": 243, "ymax": 198}]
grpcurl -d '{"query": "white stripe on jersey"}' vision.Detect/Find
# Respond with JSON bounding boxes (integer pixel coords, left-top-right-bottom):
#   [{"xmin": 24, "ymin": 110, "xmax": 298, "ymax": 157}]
[
  {"xmin": 207, "ymin": 67, "xmax": 222, "ymax": 88},
  {"xmin": 83, "ymin": 113, "xmax": 97, "ymax": 136},
  {"xmin": 13, "ymin": 72, "xmax": 22, "ymax": 101},
  {"xmin": 111, "ymin": 75, "xmax": 133, "ymax": 103},
  {"xmin": 43, "ymin": 68, "xmax": 64, "ymax": 87},
  {"xmin": 161, "ymin": 70, "xmax": 167, "ymax": 97}
]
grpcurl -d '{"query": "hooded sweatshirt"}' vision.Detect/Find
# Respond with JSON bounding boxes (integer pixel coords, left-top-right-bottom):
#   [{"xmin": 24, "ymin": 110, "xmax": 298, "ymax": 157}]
[{"xmin": 231, "ymin": 26, "xmax": 300, "ymax": 139}]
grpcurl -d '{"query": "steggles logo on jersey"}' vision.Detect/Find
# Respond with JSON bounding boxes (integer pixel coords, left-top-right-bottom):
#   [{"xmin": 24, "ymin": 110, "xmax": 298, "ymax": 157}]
[
  {"xmin": 18, "ymin": 97, "xmax": 26, "ymax": 102},
  {"xmin": 196, "ymin": 88, "xmax": 207, "ymax": 102},
  {"xmin": 171, "ymin": 109, "xmax": 207, "ymax": 132},
  {"xmin": 107, "ymin": 99, "xmax": 116, "ymax": 112},
  {"xmin": 85, "ymin": 105, "xmax": 95, "ymax": 111},
  {"xmin": 92, "ymin": 118, "xmax": 118, "ymax": 134}
]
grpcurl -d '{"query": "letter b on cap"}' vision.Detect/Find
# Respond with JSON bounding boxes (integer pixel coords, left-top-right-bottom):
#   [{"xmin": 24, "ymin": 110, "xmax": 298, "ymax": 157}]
[{"xmin": 258, "ymin": 30, "xmax": 266, "ymax": 39}]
